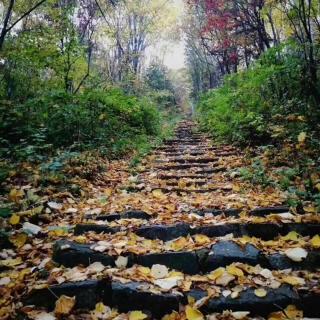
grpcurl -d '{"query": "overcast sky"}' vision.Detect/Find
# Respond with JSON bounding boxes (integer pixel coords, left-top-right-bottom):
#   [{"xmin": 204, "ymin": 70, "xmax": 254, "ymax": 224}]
[{"xmin": 146, "ymin": 0, "xmax": 186, "ymax": 70}]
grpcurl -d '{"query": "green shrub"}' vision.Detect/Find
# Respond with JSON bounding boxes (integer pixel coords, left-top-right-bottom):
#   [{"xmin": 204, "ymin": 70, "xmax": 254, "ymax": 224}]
[
  {"xmin": 197, "ymin": 42, "xmax": 319, "ymax": 145},
  {"xmin": 0, "ymin": 88, "xmax": 161, "ymax": 160}
]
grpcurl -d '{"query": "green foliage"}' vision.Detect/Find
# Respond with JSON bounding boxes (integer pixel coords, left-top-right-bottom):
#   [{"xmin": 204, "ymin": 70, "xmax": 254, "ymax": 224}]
[
  {"xmin": 0, "ymin": 88, "xmax": 161, "ymax": 161},
  {"xmin": 197, "ymin": 42, "xmax": 319, "ymax": 145},
  {"xmin": 238, "ymin": 160, "xmax": 274, "ymax": 188}
]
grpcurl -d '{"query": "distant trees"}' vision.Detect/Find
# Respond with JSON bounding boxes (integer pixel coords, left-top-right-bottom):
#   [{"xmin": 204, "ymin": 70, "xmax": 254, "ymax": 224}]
[{"xmin": 186, "ymin": 0, "xmax": 320, "ymax": 103}]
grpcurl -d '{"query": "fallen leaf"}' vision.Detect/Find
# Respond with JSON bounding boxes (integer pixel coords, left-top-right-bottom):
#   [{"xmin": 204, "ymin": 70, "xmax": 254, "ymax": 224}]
[
  {"xmin": 194, "ymin": 234, "xmax": 210, "ymax": 245},
  {"xmin": 48, "ymin": 202, "xmax": 63, "ymax": 210},
  {"xmin": 8, "ymin": 188, "xmax": 24, "ymax": 203},
  {"xmin": 298, "ymin": 132, "xmax": 306, "ymax": 143},
  {"xmin": 254, "ymin": 288, "xmax": 267, "ymax": 298},
  {"xmin": 310, "ymin": 235, "xmax": 320, "ymax": 248},
  {"xmin": 115, "ymin": 256, "xmax": 128, "ymax": 269},
  {"xmin": 282, "ymin": 276, "xmax": 305, "ymax": 286},
  {"xmin": 232, "ymin": 311, "xmax": 250, "ymax": 319},
  {"xmin": 0, "ymin": 257, "xmax": 23, "ymax": 267},
  {"xmin": 9, "ymin": 214, "xmax": 20, "ymax": 225},
  {"xmin": 185, "ymin": 305, "xmax": 204, "ymax": 320},
  {"xmin": 9, "ymin": 233, "xmax": 27, "ymax": 248},
  {"xmin": 207, "ymin": 267, "xmax": 225, "ymax": 281},
  {"xmin": 128, "ymin": 310, "xmax": 148, "ymax": 320},
  {"xmin": 22, "ymin": 222, "xmax": 42, "ymax": 235},
  {"xmin": 151, "ymin": 264, "xmax": 169, "ymax": 279},
  {"xmin": 282, "ymin": 231, "xmax": 300, "ymax": 241},
  {"xmin": 154, "ymin": 277, "xmax": 181, "ymax": 290},
  {"xmin": 284, "ymin": 247, "xmax": 308, "ymax": 262},
  {"xmin": 0, "ymin": 277, "xmax": 10, "ymax": 286},
  {"xmin": 226, "ymin": 264, "xmax": 244, "ymax": 277},
  {"xmin": 54, "ymin": 295, "xmax": 76, "ymax": 315},
  {"xmin": 87, "ymin": 262, "xmax": 105, "ymax": 273}
]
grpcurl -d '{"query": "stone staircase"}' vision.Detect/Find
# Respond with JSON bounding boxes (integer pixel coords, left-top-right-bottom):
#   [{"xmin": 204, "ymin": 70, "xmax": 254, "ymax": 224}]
[{"xmin": 24, "ymin": 120, "xmax": 320, "ymax": 318}]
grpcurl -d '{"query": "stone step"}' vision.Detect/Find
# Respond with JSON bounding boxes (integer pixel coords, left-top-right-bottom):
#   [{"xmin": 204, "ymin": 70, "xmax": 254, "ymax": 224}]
[
  {"xmin": 154, "ymin": 163, "xmax": 218, "ymax": 170},
  {"xmin": 85, "ymin": 210, "xmax": 152, "ymax": 221},
  {"xmin": 74, "ymin": 221, "xmax": 320, "ymax": 241},
  {"xmin": 155, "ymin": 158, "xmax": 219, "ymax": 164},
  {"xmin": 24, "ymin": 279, "xmax": 320, "ymax": 318},
  {"xmin": 53, "ymin": 239, "xmax": 320, "ymax": 272},
  {"xmin": 195, "ymin": 206, "xmax": 290, "ymax": 217},
  {"xmin": 148, "ymin": 186, "xmax": 232, "ymax": 194},
  {"xmin": 157, "ymin": 174, "xmax": 211, "ymax": 180}
]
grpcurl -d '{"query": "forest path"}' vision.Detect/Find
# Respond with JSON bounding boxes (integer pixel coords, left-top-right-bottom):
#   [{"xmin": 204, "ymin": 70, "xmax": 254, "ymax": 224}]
[{"xmin": 6, "ymin": 120, "xmax": 320, "ymax": 319}]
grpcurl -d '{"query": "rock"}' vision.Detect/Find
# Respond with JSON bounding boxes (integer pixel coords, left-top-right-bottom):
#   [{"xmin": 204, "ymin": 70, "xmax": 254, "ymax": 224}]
[
  {"xmin": 96, "ymin": 210, "xmax": 151, "ymax": 222},
  {"xmin": 195, "ymin": 209, "xmax": 241, "ymax": 217},
  {"xmin": 192, "ymin": 224, "xmax": 241, "ymax": 238},
  {"xmin": 206, "ymin": 285, "xmax": 298, "ymax": 315},
  {"xmin": 242, "ymin": 223, "xmax": 283, "ymax": 240},
  {"xmin": 266, "ymin": 251, "xmax": 320, "ymax": 270},
  {"xmin": 74, "ymin": 224, "xmax": 120, "ymax": 235},
  {"xmin": 136, "ymin": 251, "xmax": 199, "ymax": 274},
  {"xmin": 111, "ymin": 281, "xmax": 181, "ymax": 318},
  {"xmin": 286, "ymin": 223, "xmax": 320, "ymax": 236},
  {"xmin": 53, "ymin": 240, "xmax": 116, "ymax": 267},
  {"xmin": 24, "ymin": 279, "xmax": 110, "ymax": 310},
  {"xmin": 201, "ymin": 241, "xmax": 261, "ymax": 272},
  {"xmin": 250, "ymin": 206, "xmax": 289, "ymax": 216},
  {"xmin": 136, "ymin": 223, "xmax": 190, "ymax": 241},
  {"xmin": 22, "ymin": 222, "xmax": 42, "ymax": 235}
]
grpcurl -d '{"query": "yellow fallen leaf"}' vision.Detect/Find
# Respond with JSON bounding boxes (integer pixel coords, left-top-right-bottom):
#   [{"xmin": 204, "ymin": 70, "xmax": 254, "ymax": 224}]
[
  {"xmin": 152, "ymin": 189, "xmax": 165, "ymax": 199},
  {"xmin": 194, "ymin": 234, "xmax": 210, "ymax": 245},
  {"xmin": 170, "ymin": 237, "xmax": 188, "ymax": 251},
  {"xmin": 311, "ymin": 235, "xmax": 320, "ymax": 248},
  {"xmin": 129, "ymin": 310, "xmax": 148, "ymax": 320},
  {"xmin": 54, "ymin": 295, "xmax": 76, "ymax": 315},
  {"xmin": 104, "ymin": 188, "xmax": 113, "ymax": 197},
  {"xmin": 282, "ymin": 276, "xmax": 305, "ymax": 286},
  {"xmin": 0, "ymin": 257, "xmax": 23, "ymax": 267},
  {"xmin": 137, "ymin": 266, "xmax": 151, "ymax": 275},
  {"xmin": 315, "ymin": 183, "xmax": 320, "ymax": 192},
  {"xmin": 9, "ymin": 214, "xmax": 20, "ymax": 225},
  {"xmin": 49, "ymin": 228, "xmax": 68, "ymax": 237},
  {"xmin": 185, "ymin": 305, "xmax": 204, "ymax": 320},
  {"xmin": 178, "ymin": 179, "xmax": 187, "ymax": 189},
  {"xmin": 162, "ymin": 311, "xmax": 180, "ymax": 320},
  {"xmin": 254, "ymin": 288, "xmax": 267, "ymax": 297},
  {"xmin": 95, "ymin": 302, "xmax": 107, "ymax": 313},
  {"xmin": 282, "ymin": 231, "xmax": 300, "ymax": 241},
  {"xmin": 74, "ymin": 235, "xmax": 87, "ymax": 244},
  {"xmin": 226, "ymin": 264, "xmax": 244, "ymax": 277},
  {"xmin": 207, "ymin": 267, "xmax": 224, "ymax": 281},
  {"xmin": 298, "ymin": 132, "xmax": 306, "ymax": 143},
  {"xmin": 8, "ymin": 189, "xmax": 24, "ymax": 203},
  {"xmin": 9, "ymin": 233, "xmax": 27, "ymax": 248},
  {"xmin": 268, "ymin": 305, "xmax": 303, "ymax": 320}
]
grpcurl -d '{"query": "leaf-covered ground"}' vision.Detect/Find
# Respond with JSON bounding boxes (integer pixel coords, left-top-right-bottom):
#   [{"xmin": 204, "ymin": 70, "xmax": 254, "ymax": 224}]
[{"xmin": 1, "ymin": 120, "xmax": 320, "ymax": 320}]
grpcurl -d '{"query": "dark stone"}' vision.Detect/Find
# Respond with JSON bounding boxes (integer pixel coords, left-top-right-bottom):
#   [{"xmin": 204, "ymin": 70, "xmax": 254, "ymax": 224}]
[
  {"xmin": 110, "ymin": 281, "xmax": 181, "ymax": 318},
  {"xmin": 266, "ymin": 251, "xmax": 320, "ymax": 270},
  {"xmin": 206, "ymin": 285, "xmax": 298, "ymax": 315},
  {"xmin": 0, "ymin": 232, "xmax": 12, "ymax": 249},
  {"xmin": 24, "ymin": 279, "xmax": 111, "ymax": 310},
  {"xmin": 195, "ymin": 209, "xmax": 241, "ymax": 217},
  {"xmin": 285, "ymin": 223, "xmax": 320, "ymax": 236},
  {"xmin": 242, "ymin": 223, "xmax": 283, "ymax": 240},
  {"xmin": 250, "ymin": 206, "xmax": 289, "ymax": 216},
  {"xmin": 53, "ymin": 240, "xmax": 115, "ymax": 267},
  {"xmin": 201, "ymin": 241, "xmax": 260, "ymax": 272},
  {"xmin": 95, "ymin": 210, "xmax": 151, "ymax": 222},
  {"xmin": 297, "ymin": 290, "xmax": 320, "ymax": 317},
  {"xmin": 192, "ymin": 224, "xmax": 241, "ymax": 237},
  {"xmin": 136, "ymin": 223, "xmax": 190, "ymax": 241},
  {"xmin": 74, "ymin": 224, "xmax": 120, "ymax": 235},
  {"xmin": 136, "ymin": 251, "xmax": 199, "ymax": 274}
]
